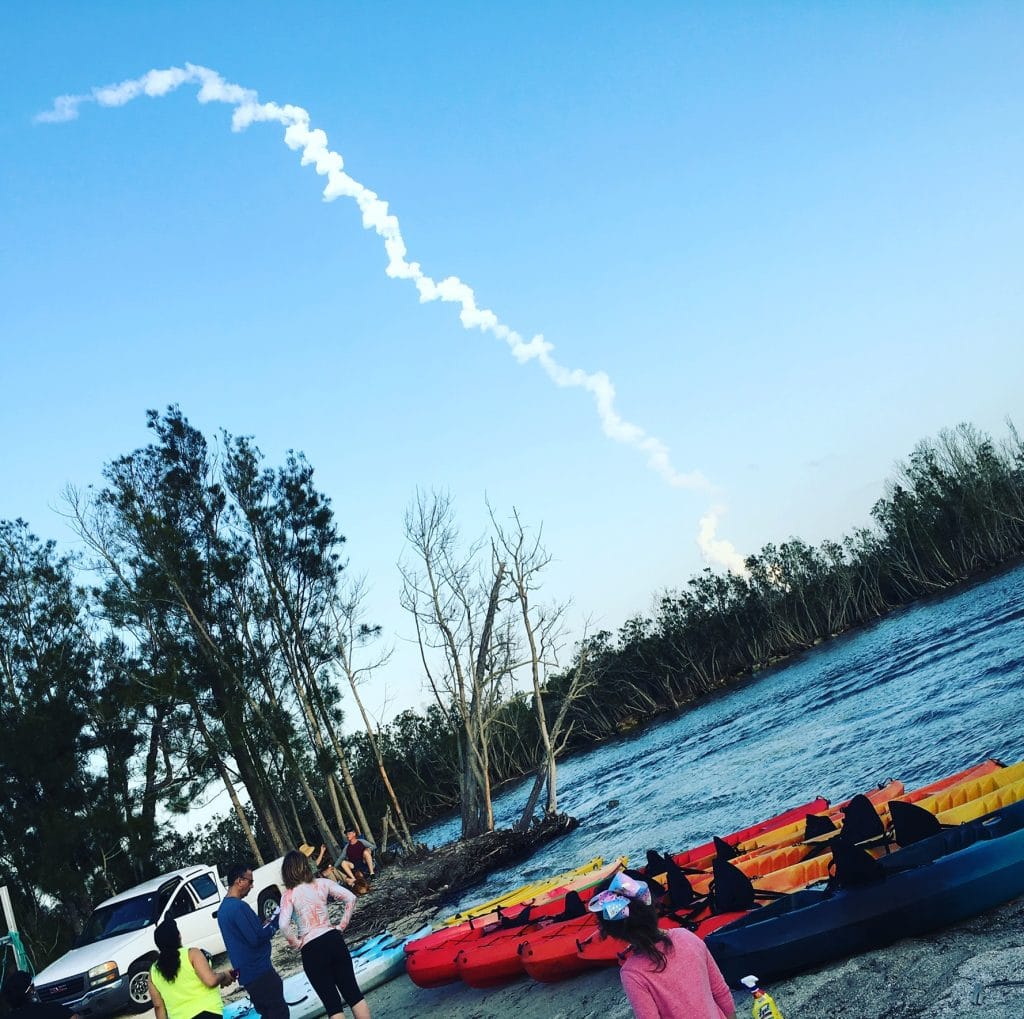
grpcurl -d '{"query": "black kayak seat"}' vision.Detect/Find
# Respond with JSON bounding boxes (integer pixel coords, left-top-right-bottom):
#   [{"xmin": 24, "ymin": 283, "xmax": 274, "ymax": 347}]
[
  {"xmin": 665, "ymin": 860, "xmax": 696, "ymax": 909},
  {"xmin": 646, "ymin": 849, "xmax": 671, "ymax": 877},
  {"xmin": 840, "ymin": 793, "xmax": 886, "ymax": 844},
  {"xmin": 889, "ymin": 799, "xmax": 943, "ymax": 846},
  {"xmin": 496, "ymin": 904, "xmax": 533, "ymax": 929},
  {"xmin": 829, "ymin": 837, "xmax": 885, "ymax": 887},
  {"xmin": 804, "ymin": 812, "xmax": 838, "ymax": 840},
  {"xmin": 714, "ymin": 836, "xmax": 739, "ymax": 861},
  {"xmin": 711, "ymin": 857, "xmax": 756, "ymax": 913},
  {"xmin": 553, "ymin": 890, "xmax": 586, "ymax": 922}
]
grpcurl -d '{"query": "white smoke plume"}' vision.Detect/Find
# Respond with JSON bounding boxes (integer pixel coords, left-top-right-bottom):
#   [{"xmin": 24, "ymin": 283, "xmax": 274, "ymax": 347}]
[
  {"xmin": 697, "ymin": 505, "xmax": 750, "ymax": 577},
  {"xmin": 38, "ymin": 64, "xmax": 712, "ymax": 492}
]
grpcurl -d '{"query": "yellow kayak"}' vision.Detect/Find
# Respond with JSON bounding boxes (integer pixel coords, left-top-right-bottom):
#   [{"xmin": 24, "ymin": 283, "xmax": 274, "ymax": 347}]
[{"xmin": 434, "ymin": 855, "xmax": 610, "ymax": 928}]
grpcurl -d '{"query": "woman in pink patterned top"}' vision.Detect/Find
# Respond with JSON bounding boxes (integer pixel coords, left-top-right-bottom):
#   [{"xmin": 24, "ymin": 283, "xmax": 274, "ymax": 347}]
[
  {"xmin": 589, "ymin": 872, "xmax": 736, "ymax": 1019},
  {"xmin": 278, "ymin": 851, "xmax": 371, "ymax": 1019}
]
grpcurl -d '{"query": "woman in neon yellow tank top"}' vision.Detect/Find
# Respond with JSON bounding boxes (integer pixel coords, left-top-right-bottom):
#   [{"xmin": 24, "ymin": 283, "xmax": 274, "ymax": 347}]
[{"xmin": 148, "ymin": 919, "xmax": 236, "ymax": 1019}]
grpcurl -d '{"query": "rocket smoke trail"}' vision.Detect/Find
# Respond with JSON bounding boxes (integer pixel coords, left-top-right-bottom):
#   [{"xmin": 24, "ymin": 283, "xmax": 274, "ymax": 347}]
[{"xmin": 38, "ymin": 65, "xmax": 749, "ymax": 572}]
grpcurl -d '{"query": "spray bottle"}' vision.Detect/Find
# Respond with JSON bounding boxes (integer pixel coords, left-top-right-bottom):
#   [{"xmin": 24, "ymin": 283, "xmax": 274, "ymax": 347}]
[{"xmin": 740, "ymin": 975, "xmax": 784, "ymax": 1019}]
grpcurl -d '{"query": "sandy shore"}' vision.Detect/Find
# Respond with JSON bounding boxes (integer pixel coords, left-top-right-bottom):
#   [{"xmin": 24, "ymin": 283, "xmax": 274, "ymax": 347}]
[{"xmin": 357, "ymin": 892, "xmax": 1024, "ymax": 1018}]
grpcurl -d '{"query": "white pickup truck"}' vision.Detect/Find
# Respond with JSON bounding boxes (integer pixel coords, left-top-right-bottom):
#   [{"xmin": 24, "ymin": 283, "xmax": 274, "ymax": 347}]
[{"xmin": 32, "ymin": 858, "xmax": 284, "ymax": 1018}]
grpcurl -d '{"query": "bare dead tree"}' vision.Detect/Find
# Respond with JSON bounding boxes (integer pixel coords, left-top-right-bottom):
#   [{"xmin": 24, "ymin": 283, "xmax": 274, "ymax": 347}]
[{"xmin": 400, "ymin": 491, "xmax": 517, "ymax": 838}]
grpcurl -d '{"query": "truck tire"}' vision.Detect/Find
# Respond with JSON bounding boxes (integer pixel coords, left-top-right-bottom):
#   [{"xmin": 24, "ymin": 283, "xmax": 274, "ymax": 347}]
[
  {"xmin": 126, "ymin": 957, "xmax": 155, "ymax": 1012},
  {"xmin": 257, "ymin": 887, "xmax": 281, "ymax": 922}
]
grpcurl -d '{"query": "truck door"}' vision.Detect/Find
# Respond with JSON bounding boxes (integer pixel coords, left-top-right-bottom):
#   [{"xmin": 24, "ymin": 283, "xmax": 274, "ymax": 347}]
[{"xmin": 164, "ymin": 872, "xmax": 225, "ymax": 956}]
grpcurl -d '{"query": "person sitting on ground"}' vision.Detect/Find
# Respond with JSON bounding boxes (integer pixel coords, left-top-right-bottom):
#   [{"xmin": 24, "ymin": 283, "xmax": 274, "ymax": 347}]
[
  {"xmin": 148, "ymin": 918, "xmax": 235, "ymax": 1019},
  {"xmin": 2, "ymin": 970, "xmax": 79, "ymax": 1019},
  {"xmin": 588, "ymin": 872, "xmax": 736, "ymax": 1019},
  {"xmin": 337, "ymin": 831, "xmax": 375, "ymax": 885}
]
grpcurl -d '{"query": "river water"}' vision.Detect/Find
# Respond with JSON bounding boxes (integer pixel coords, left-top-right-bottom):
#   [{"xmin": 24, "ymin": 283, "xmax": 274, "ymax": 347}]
[{"xmin": 417, "ymin": 563, "xmax": 1024, "ymax": 913}]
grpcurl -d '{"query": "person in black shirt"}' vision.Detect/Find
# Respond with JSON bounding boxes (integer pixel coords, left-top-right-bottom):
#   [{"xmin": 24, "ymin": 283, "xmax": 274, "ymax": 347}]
[{"xmin": 2, "ymin": 970, "xmax": 79, "ymax": 1019}]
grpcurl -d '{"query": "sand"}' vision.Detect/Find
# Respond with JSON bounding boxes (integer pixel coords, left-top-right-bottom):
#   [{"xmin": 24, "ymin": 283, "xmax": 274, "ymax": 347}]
[{"xmin": 357, "ymin": 892, "xmax": 1024, "ymax": 1018}]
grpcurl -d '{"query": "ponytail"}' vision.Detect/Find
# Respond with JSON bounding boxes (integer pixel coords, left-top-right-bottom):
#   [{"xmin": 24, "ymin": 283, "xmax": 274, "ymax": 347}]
[{"xmin": 153, "ymin": 919, "xmax": 182, "ymax": 982}]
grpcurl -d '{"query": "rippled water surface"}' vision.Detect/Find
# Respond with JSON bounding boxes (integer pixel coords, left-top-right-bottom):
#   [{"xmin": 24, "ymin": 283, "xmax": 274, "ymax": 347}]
[{"xmin": 417, "ymin": 564, "xmax": 1024, "ymax": 913}]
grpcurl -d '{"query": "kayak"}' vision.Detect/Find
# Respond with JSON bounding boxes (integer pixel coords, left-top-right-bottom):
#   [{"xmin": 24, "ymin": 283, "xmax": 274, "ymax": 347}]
[
  {"xmin": 405, "ymin": 859, "xmax": 625, "ymax": 988},
  {"xmin": 570, "ymin": 762, "xmax": 1003, "ymax": 981},
  {"xmin": 735, "ymin": 760, "xmax": 1003, "ymax": 857},
  {"xmin": 224, "ymin": 925, "xmax": 430, "ymax": 1019},
  {"xmin": 405, "ymin": 856, "xmax": 624, "ymax": 959},
  {"xmin": 566, "ymin": 785, "xmax": 899, "ymax": 979},
  {"xmin": 430, "ymin": 856, "xmax": 608, "ymax": 928},
  {"xmin": 707, "ymin": 792, "xmax": 1024, "ymax": 984}
]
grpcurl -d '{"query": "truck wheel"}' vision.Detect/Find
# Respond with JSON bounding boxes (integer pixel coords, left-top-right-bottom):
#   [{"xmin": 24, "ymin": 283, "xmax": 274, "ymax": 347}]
[
  {"xmin": 126, "ymin": 958, "xmax": 154, "ymax": 1012},
  {"xmin": 257, "ymin": 887, "xmax": 281, "ymax": 922}
]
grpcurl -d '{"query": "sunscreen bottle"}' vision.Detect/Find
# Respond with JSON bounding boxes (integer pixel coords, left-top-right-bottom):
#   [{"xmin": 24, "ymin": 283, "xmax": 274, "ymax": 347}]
[{"xmin": 740, "ymin": 975, "xmax": 784, "ymax": 1019}]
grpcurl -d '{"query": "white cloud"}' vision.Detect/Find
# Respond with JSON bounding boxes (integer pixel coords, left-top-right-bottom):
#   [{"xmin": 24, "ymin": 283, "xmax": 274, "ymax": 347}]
[{"xmin": 697, "ymin": 506, "xmax": 749, "ymax": 577}]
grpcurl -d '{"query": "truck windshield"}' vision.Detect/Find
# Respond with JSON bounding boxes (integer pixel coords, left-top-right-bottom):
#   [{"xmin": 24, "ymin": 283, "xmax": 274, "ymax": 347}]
[{"xmin": 75, "ymin": 893, "xmax": 161, "ymax": 947}]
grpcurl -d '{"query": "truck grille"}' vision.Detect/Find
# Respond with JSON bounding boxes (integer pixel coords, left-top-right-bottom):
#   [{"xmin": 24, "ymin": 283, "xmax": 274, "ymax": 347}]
[{"xmin": 36, "ymin": 975, "xmax": 88, "ymax": 1003}]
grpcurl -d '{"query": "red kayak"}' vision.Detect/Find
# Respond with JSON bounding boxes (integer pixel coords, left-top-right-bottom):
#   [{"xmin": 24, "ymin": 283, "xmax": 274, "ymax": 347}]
[{"xmin": 406, "ymin": 867, "xmax": 619, "ymax": 988}]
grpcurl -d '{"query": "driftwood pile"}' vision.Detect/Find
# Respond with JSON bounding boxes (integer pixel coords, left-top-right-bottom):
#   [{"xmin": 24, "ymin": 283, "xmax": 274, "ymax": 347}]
[{"xmin": 347, "ymin": 813, "xmax": 580, "ymax": 941}]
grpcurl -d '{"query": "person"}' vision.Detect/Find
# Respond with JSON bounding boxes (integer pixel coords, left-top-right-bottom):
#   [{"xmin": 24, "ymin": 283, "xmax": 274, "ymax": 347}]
[
  {"xmin": 337, "ymin": 831, "xmax": 375, "ymax": 886},
  {"xmin": 216, "ymin": 863, "xmax": 288, "ymax": 1019},
  {"xmin": 1, "ymin": 970, "xmax": 78, "ymax": 1019},
  {"xmin": 588, "ymin": 872, "xmax": 736, "ymax": 1019},
  {"xmin": 148, "ymin": 918, "xmax": 234, "ymax": 1019},
  {"xmin": 278, "ymin": 849, "xmax": 370, "ymax": 1019}
]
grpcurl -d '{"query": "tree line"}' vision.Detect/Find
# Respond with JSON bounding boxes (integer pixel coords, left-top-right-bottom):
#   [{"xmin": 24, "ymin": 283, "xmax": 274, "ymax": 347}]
[{"xmin": 2, "ymin": 414, "xmax": 1023, "ymax": 962}]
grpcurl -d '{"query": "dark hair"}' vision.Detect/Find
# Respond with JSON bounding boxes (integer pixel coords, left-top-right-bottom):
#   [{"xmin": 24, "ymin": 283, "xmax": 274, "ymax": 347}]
[
  {"xmin": 598, "ymin": 900, "xmax": 674, "ymax": 971},
  {"xmin": 2, "ymin": 970, "xmax": 32, "ymax": 1008},
  {"xmin": 281, "ymin": 850, "xmax": 315, "ymax": 889},
  {"xmin": 153, "ymin": 918, "xmax": 183, "ymax": 982},
  {"xmin": 226, "ymin": 862, "xmax": 254, "ymax": 887}
]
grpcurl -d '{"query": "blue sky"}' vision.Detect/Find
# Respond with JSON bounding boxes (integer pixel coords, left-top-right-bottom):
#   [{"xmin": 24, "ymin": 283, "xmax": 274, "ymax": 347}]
[{"xmin": 3, "ymin": 3, "xmax": 1023, "ymax": 721}]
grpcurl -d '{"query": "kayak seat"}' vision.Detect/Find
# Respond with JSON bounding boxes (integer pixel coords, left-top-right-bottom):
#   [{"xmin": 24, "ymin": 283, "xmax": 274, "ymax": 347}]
[
  {"xmin": 840, "ymin": 794, "xmax": 887, "ymax": 845},
  {"xmin": 552, "ymin": 891, "xmax": 586, "ymax": 923},
  {"xmin": 495, "ymin": 904, "xmax": 533, "ymax": 929},
  {"xmin": 828, "ymin": 839, "xmax": 885, "ymax": 888},
  {"xmin": 803, "ymin": 813, "xmax": 837, "ymax": 840},
  {"xmin": 880, "ymin": 823, "xmax": 982, "ymax": 874},
  {"xmin": 665, "ymin": 861, "xmax": 696, "ymax": 909},
  {"xmin": 889, "ymin": 799, "xmax": 943, "ymax": 846},
  {"xmin": 645, "ymin": 849, "xmax": 671, "ymax": 878},
  {"xmin": 714, "ymin": 836, "xmax": 739, "ymax": 861},
  {"xmin": 710, "ymin": 858, "xmax": 756, "ymax": 913}
]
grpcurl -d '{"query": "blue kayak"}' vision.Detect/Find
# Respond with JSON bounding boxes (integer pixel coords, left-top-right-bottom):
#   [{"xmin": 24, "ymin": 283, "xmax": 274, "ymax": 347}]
[{"xmin": 706, "ymin": 797, "xmax": 1024, "ymax": 985}]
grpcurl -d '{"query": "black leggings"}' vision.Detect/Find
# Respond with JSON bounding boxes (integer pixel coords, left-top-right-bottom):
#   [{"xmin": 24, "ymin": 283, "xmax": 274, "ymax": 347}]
[{"xmin": 301, "ymin": 929, "xmax": 364, "ymax": 1014}]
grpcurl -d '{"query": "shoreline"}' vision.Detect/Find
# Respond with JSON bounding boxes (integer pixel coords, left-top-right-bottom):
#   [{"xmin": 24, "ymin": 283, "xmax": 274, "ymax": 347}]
[{"xmin": 358, "ymin": 891, "xmax": 1024, "ymax": 1018}]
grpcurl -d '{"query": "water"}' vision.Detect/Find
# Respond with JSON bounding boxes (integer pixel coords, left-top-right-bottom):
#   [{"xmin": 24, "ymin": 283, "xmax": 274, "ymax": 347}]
[{"xmin": 417, "ymin": 564, "xmax": 1024, "ymax": 913}]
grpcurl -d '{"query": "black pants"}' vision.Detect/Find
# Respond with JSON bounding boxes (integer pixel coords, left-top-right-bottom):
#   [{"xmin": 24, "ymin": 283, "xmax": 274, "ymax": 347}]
[
  {"xmin": 301, "ymin": 929, "xmax": 364, "ymax": 1014},
  {"xmin": 244, "ymin": 969, "xmax": 289, "ymax": 1019}
]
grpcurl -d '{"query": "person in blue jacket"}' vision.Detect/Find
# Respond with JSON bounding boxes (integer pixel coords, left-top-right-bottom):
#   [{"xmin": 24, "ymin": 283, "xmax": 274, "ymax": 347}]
[{"xmin": 216, "ymin": 864, "xmax": 287, "ymax": 1019}]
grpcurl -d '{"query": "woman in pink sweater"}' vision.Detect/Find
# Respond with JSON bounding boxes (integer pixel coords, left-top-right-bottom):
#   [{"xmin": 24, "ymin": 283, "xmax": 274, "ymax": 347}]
[
  {"xmin": 278, "ymin": 850, "xmax": 370, "ymax": 1019},
  {"xmin": 589, "ymin": 873, "xmax": 736, "ymax": 1019}
]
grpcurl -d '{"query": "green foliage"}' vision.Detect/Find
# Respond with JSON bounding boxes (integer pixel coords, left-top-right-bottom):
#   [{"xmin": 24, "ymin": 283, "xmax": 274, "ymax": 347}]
[{"xmin": 6, "ymin": 414, "xmax": 1024, "ymax": 965}]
